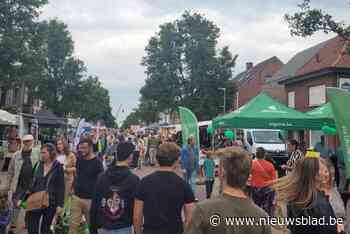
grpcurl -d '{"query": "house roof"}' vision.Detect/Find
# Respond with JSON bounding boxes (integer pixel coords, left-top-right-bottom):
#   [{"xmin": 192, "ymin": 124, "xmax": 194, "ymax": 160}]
[
  {"xmin": 273, "ymin": 36, "xmax": 350, "ymax": 84},
  {"xmin": 233, "ymin": 56, "xmax": 283, "ymax": 87}
]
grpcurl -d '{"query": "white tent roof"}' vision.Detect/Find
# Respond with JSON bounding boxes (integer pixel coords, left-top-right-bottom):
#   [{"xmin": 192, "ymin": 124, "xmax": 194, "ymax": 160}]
[{"xmin": 0, "ymin": 109, "xmax": 18, "ymax": 125}]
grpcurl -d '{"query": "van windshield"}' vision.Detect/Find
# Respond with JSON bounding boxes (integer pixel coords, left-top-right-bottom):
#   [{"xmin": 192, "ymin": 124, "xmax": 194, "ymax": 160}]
[{"xmin": 253, "ymin": 131, "xmax": 283, "ymax": 144}]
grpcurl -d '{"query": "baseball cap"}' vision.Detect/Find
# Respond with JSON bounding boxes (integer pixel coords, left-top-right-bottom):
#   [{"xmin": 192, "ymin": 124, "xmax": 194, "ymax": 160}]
[
  {"xmin": 116, "ymin": 142, "xmax": 135, "ymax": 161},
  {"xmin": 22, "ymin": 135, "xmax": 34, "ymax": 142}
]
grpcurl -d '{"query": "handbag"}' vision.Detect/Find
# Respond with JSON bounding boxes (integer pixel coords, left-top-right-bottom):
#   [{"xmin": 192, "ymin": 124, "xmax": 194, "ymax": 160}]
[{"xmin": 26, "ymin": 165, "xmax": 53, "ymax": 211}]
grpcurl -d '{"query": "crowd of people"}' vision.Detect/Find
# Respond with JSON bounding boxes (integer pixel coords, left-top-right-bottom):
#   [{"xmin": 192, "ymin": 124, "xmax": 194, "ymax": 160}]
[{"xmin": 0, "ymin": 127, "xmax": 349, "ymax": 234}]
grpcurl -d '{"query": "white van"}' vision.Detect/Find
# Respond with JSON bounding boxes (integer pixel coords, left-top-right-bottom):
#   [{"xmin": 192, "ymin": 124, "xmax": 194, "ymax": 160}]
[{"xmin": 243, "ymin": 129, "xmax": 287, "ymax": 158}]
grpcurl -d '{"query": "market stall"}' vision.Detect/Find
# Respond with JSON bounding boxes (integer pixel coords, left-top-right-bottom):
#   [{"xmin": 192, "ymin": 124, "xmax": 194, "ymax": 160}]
[
  {"xmin": 34, "ymin": 109, "xmax": 66, "ymax": 144},
  {"xmin": 306, "ymin": 102, "xmax": 335, "ymax": 128},
  {"xmin": 212, "ymin": 92, "xmax": 331, "ymax": 130},
  {"xmin": 0, "ymin": 109, "xmax": 18, "ymax": 126}
]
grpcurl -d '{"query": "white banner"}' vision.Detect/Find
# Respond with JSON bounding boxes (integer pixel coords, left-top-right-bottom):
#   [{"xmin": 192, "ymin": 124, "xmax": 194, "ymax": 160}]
[{"xmin": 74, "ymin": 118, "xmax": 86, "ymax": 149}]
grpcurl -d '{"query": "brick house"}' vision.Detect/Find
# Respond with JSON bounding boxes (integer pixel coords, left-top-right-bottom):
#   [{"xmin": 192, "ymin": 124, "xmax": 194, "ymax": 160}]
[
  {"xmin": 233, "ymin": 56, "xmax": 284, "ymax": 109},
  {"xmin": 0, "ymin": 86, "xmax": 41, "ymax": 114},
  {"xmin": 0, "ymin": 85, "xmax": 42, "ymax": 135},
  {"xmin": 272, "ymin": 36, "xmax": 350, "ymax": 149}
]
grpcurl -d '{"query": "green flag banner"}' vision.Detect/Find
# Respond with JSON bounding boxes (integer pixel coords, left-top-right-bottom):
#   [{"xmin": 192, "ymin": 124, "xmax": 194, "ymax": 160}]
[
  {"xmin": 179, "ymin": 107, "xmax": 200, "ymax": 152},
  {"xmin": 327, "ymin": 88, "xmax": 350, "ymax": 178}
]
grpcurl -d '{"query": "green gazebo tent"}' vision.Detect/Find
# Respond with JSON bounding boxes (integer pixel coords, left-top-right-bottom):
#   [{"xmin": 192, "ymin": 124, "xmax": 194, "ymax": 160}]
[
  {"xmin": 212, "ymin": 92, "xmax": 329, "ymax": 130},
  {"xmin": 306, "ymin": 103, "xmax": 336, "ymax": 128}
]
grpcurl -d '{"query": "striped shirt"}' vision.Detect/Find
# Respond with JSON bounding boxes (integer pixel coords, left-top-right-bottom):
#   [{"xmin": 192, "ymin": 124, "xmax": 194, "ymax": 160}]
[{"xmin": 286, "ymin": 149, "xmax": 304, "ymax": 174}]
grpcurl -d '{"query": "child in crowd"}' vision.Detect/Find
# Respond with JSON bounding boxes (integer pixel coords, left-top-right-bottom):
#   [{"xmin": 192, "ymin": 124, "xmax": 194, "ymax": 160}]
[
  {"xmin": 203, "ymin": 153, "xmax": 215, "ymax": 199},
  {"xmin": 0, "ymin": 193, "xmax": 10, "ymax": 234}
]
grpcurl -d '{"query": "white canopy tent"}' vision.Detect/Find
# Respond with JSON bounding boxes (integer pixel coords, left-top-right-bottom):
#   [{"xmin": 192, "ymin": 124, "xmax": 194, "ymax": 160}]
[{"xmin": 0, "ymin": 109, "xmax": 18, "ymax": 126}]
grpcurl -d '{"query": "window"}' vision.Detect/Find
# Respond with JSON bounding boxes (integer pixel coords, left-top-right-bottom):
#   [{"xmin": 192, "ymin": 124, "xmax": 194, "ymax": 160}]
[
  {"xmin": 288, "ymin": 91, "xmax": 295, "ymax": 108},
  {"xmin": 309, "ymin": 130, "xmax": 323, "ymax": 148},
  {"xmin": 23, "ymin": 87, "xmax": 29, "ymax": 105},
  {"xmin": 309, "ymin": 85, "xmax": 326, "ymax": 107},
  {"xmin": 5, "ymin": 89, "xmax": 14, "ymax": 106},
  {"xmin": 339, "ymin": 78, "xmax": 350, "ymax": 92},
  {"xmin": 247, "ymin": 131, "xmax": 253, "ymax": 145}
]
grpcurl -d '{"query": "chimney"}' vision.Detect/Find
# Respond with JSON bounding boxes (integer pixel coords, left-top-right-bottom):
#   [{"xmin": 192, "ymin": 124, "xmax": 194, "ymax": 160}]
[{"xmin": 246, "ymin": 62, "xmax": 253, "ymax": 71}]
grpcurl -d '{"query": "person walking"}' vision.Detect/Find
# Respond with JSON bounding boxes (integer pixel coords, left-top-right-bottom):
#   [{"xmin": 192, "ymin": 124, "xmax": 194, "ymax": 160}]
[
  {"xmin": 8, "ymin": 134, "xmax": 40, "ymax": 234},
  {"xmin": 55, "ymin": 137, "xmax": 76, "ymax": 198},
  {"xmin": 138, "ymin": 136, "xmax": 145, "ymax": 169},
  {"xmin": 90, "ymin": 142, "xmax": 140, "ymax": 234},
  {"xmin": 133, "ymin": 143, "xmax": 195, "ymax": 234},
  {"xmin": 0, "ymin": 128, "xmax": 19, "ymax": 233},
  {"xmin": 274, "ymin": 156, "xmax": 339, "ymax": 234},
  {"xmin": 203, "ymin": 153, "xmax": 215, "ymax": 199},
  {"xmin": 335, "ymin": 146, "xmax": 347, "ymax": 192},
  {"xmin": 281, "ymin": 139, "xmax": 304, "ymax": 175},
  {"xmin": 68, "ymin": 138, "xmax": 104, "ymax": 234},
  {"xmin": 24, "ymin": 143, "xmax": 65, "ymax": 234},
  {"xmin": 181, "ymin": 136, "xmax": 199, "ymax": 194},
  {"xmin": 250, "ymin": 147, "xmax": 276, "ymax": 216},
  {"xmin": 319, "ymin": 158, "xmax": 345, "ymax": 233},
  {"xmin": 315, "ymin": 136, "xmax": 332, "ymax": 158},
  {"xmin": 104, "ymin": 134, "xmax": 117, "ymax": 169},
  {"xmin": 185, "ymin": 147, "xmax": 271, "ymax": 234},
  {"xmin": 131, "ymin": 136, "xmax": 141, "ymax": 169},
  {"xmin": 147, "ymin": 133, "xmax": 160, "ymax": 166}
]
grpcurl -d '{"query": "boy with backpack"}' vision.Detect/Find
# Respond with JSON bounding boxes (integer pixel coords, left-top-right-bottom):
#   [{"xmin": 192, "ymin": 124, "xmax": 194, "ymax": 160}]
[{"xmin": 90, "ymin": 142, "xmax": 140, "ymax": 234}]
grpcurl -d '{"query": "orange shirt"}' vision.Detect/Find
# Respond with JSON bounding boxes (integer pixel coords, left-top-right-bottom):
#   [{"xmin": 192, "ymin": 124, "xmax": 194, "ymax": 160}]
[{"xmin": 251, "ymin": 159, "xmax": 276, "ymax": 188}]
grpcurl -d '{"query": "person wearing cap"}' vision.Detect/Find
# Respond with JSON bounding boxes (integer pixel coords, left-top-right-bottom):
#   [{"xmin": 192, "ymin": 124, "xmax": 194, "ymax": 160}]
[
  {"xmin": 8, "ymin": 134, "xmax": 40, "ymax": 233},
  {"xmin": 90, "ymin": 142, "xmax": 140, "ymax": 234}
]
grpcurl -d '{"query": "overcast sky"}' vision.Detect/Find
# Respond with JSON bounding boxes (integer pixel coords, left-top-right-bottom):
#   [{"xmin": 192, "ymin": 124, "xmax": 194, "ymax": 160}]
[{"xmin": 41, "ymin": 0, "xmax": 349, "ymax": 123}]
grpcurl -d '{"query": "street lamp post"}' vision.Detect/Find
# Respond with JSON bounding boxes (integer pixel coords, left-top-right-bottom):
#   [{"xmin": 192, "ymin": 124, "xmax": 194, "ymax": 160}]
[{"xmin": 218, "ymin": 87, "xmax": 226, "ymax": 113}]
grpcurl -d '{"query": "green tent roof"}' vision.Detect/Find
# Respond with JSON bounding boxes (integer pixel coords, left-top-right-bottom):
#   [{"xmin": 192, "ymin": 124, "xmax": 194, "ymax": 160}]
[
  {"xmin": 307, "ymin": 103, "xmax": 334, "ymax": 119},
  {"xmin": 212, "ymin": 92, "xmax": 330, "ymax": 130},
  {"xmin": 306, "ymin": 103, "xmax": 335, "ymax": 128}
]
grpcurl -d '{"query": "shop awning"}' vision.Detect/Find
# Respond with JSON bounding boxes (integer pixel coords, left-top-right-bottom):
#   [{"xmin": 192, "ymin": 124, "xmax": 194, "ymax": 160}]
[
  {"xmin": 212, "ymin": 92, "xmax": 329, "ymax": 130},
  {"xmin": 0, "ymin": 109, "xmax": 18, "ymax": 126}
]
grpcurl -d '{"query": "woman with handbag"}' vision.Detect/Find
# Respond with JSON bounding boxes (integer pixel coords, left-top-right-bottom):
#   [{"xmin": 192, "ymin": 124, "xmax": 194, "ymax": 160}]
[{"xmin": 24, "ymin": 143, "xmax": 65, "ymax": 234}]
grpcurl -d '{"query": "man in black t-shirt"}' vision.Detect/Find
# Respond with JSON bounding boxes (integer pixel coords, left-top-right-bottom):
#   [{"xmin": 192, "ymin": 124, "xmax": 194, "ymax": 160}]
[
  {"xmin": 90, "ymin": 142, "xmax": 140, "ymax": 234},
  {"xmin": 68, "ymin": 138, "xmax": 103, "ymax": 234},
  {"xmin": 134, "ymin": 143, "xmax": 195, "ymax": 234}
]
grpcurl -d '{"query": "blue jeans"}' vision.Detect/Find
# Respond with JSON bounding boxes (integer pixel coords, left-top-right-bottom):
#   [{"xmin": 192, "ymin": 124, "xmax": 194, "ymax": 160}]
[
  {"xmin": 185, "ymin": 170, "xmax": 197, "ymax": 195},
  {"xmin": 98, "ymin": 227, "xmax": 132, "ymax": 234}
]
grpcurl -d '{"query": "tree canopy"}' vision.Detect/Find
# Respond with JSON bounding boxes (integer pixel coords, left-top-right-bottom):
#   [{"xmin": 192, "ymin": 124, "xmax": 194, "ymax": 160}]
[
  {"xmin": 37, "ymin": 19, "xmax": 115, "ymax": 126},
  {"xmin": 0, "ymin": 1, "xmax": 116, "ymax": 127},
  {"xmin": 285, "ymin": 0, "xmax": 350, "ymax": 41},
  {"xmin": 0, "ymin": 0, "xmax": 48, "ymax": 89},
  {"xmin": 129, "ymin": 11, "xmax": 237, "ymax": 126}
]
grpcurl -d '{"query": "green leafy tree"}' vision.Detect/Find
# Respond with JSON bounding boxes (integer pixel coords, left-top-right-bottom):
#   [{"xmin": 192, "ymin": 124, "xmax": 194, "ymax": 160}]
[
  {"xmin": 37, "ymin": 19, "xmax": 86, "ymax": 116},
  {"xmin": 122, "ymin": 97, "xmax": 160, "ymax": 129},
  {"xmin": 141, "ymin": 11, "xmax": 237, "ymax": 121},
  {"xmin": 121, "ymin": 110, "xmax": 142, "ymax": 129},
  {"xmin": 0, "ymin": 0, "xmax": 48, "ymax": 102},
  {"xmin": 285, "ymin": 0, "xmax": 350, "ymax": 41},
  {"xmin": 136, "ymin": 98, "xmax": 160, "ymax": 125},
  {"xmin": 78, "ymin": 76, "xmax": 115, "ymax": 127}
]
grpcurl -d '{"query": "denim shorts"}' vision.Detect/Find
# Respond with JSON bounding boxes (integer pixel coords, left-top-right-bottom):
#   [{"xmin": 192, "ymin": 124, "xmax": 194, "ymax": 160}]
[{"xmin": 98, "ymin": 227, "xmax": 132, "ymax": 234}]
